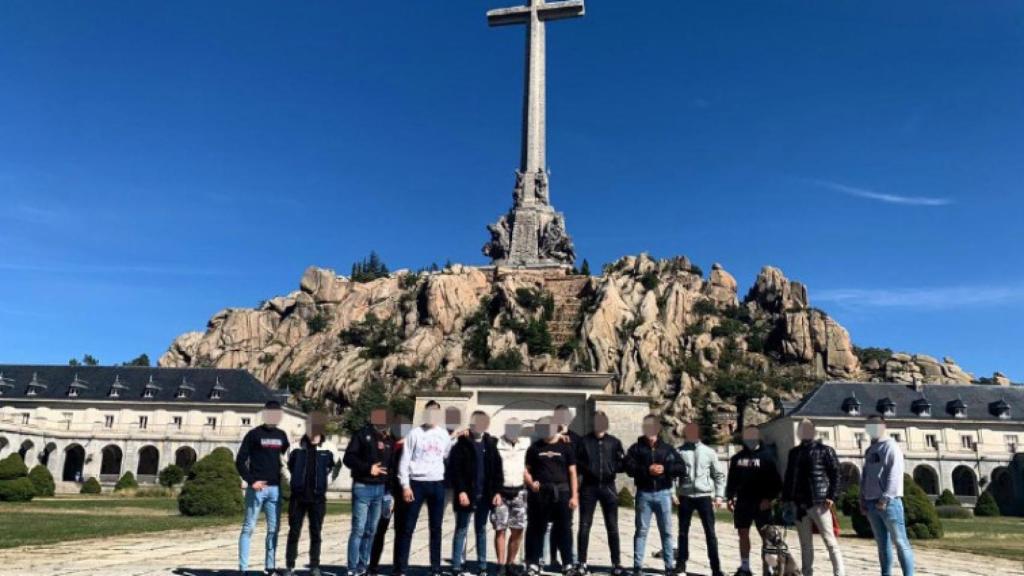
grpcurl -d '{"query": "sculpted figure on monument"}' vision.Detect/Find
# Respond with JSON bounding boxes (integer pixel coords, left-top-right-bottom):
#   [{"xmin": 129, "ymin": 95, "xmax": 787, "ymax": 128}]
[
  {"xmin": 534, "ymin": 168, "xmax": 549, "ymax": 204},
  {"xmin": 513, "ymin": 171, "xmax": 525, "ymax": 204},
  {"xmin": 539, "ymin": 213, "xmax": 575, "ymax": 264},
  {"xmin": 483, "ymin": 214, "xmax": 512, "ymax": 260}
]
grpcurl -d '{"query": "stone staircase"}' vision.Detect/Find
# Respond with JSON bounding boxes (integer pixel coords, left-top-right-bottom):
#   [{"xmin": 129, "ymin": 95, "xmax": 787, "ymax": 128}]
[{"xmin": 544, "ymin": 276, "xmax": 590, "ymax": 350}]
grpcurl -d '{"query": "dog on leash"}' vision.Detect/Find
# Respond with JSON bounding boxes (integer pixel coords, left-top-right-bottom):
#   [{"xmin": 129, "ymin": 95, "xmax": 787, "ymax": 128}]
[{"xmin": 760, "ymin": 524, "xmax": 801, "ymax": 576}]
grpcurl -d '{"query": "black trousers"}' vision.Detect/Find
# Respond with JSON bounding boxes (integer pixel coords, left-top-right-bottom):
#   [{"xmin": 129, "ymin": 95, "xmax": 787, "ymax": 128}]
[
  {"xmin": 677, "ymin": 496, "xmax": 720, "ymax": 572},
  {"xmin": 285, "ymin": 497, "xmax": 327, "ymax": 569},
  {"xmin": 527, "ymin": 488, "xmax": 573, "ymax": 568},
  {"xmin": 577, "ymin": 483, "xmax": 620, "ymax": 566},
  {"xmin": 370, "ymin": 495, "xmax": 407, "ymax": 572}
]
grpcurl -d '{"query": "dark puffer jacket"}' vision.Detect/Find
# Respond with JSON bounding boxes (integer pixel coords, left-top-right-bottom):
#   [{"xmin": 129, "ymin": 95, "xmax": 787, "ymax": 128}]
[
  {"xmin": 623, "ymin": 437, "xmax": 686, "ymax": 492},
  {"xmin": 577, "ymin": 432, "xmax": 625, "ymax": 488},
  {"xmin": 783, "ymin": 440, "xmax": 840, "ymax": 506}
]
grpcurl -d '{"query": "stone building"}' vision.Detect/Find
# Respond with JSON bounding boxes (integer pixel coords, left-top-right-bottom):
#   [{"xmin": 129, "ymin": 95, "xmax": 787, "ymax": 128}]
[
  {"xmin": 761, "ymin": 380, "xmax": 1024, "ymax": 510},
  {"xmin": 0, "ymin": 364, "xmax": 305, "ymax": 492}
]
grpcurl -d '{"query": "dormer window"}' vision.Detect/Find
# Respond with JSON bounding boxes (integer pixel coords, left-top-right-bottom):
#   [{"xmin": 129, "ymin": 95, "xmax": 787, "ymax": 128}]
[
  {"xmin": 142, "ymin": 375, "xmax": 161, "ymax": 399},
  {"xmin": 209, "ymin": 377, "xmax": 227, "ymax": 401},
  {"xmin": 991, "ymin": 399, "xmax": 1011, "ymax": 420},
  {"xmin": 176, "ymin": 377, "xmax": 195, "ymax": 400},
  {"xmin": 948, "ymin": 397, "xmax": 967, "ymax": 419},
  {"xmin": 26, "ymin": 372, "xmax": 47, "ymax": 396},
  {"xmin": 67, "ymin": 374, "xmax": 89, "ymax": 398},
  {"xmin": 108, "ymin": 374, "xmax": 129, "ymax": 398},
  {"xmin": 0, "ymin": 372, "xmax": 14, "ymax": 396},
  {"xmin": 912, "ymin": 397, "xmax": 932, "ymax": 417},
  {"xmin": 842, "ymin": 393, "xmax": 861, "ymax": 416},
  {"xmin": 877, "ymin": 397, "xmax": 896, "ymax": 417}
]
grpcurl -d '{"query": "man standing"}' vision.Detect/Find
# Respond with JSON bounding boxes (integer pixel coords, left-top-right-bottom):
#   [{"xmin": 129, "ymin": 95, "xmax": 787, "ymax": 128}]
[
  {"xmin": 450, "ymin": 411, "xmax": 504, "ymax": 576},
  {"xmin": 395, "ymin": 400, "xmax": 453, "ymax": 576},
  {"xmin": 492, "ymin": 418, "xmax": 530, "ymax": 576},
  {"xmin": 783, "ymin": 419, "xmax": 845, "ymax": 576},
  {"xmin": 549, "ymin": 405, "xmax": 582, "ymax": 570},
  {"xmin": 624, "ymin": 415, "xmax": 685, "ymax": 576},
  {"xmin": 369, "ymin": 417, "xmax": 411, "ymax": 576},
  {"xmin": 236, "ymin": 399, "xmax": 291, "ymax": 575},
  {"xmin": 284, "ymin": 411, "xmax": 338, "ymax": 576},
  {"xmin": 726, "ymin": 426, "xmax": 782, "ymax": 576},
  {"xmin": 576, "ymin": 411, "xmax": 625, "ymax": 576},
  {"xmin": 524, "ymin": 416, "xmax": 579, "ymax": 576},
  {"xmin": 345, "ymin": 407, "xmax": 396, "ymax": 576},
  {"xmin": 860, "ymin": 415, "xmax": 915, "ymax": 576},
  {"xmin": 676, "ymin": 422, "xmax": 726, "ymax": 576}
]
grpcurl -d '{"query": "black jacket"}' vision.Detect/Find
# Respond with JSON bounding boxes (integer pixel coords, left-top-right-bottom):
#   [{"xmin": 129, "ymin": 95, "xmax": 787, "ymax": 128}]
[
  {"xmin": 287, "ymin": 435, "xmax": 337, "ymax": 499},
  {"xmin": 448, "ymin": 433, "xmax": 504, "ymax": 511},
  {"xmin": 624, "ymin": 437, "xmax": 686, "ymax": 492},
  {"xmin": 725, "ymin": 445, "xmax": 782, "ymax": 503},
  {"xmin": 343, "ymin": 425, "xmax": 396, "ymax": 485},
  {"xmin": 783, "ymin": 440, "xmax": 840, "ymax": 505},
  {"xmin": 577, "ymin": 432, "xmax": 625, "ymax": 487}
]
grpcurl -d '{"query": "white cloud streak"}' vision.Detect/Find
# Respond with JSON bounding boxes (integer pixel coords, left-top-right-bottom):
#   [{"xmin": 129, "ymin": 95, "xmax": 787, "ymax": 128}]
[
  {"xmin": 811, "ymin": 179, "xmax": 953, "ymax": 207},
  {"xmin": 815, "ymin": 284, "xmax": 1024, "ymax": 309}
]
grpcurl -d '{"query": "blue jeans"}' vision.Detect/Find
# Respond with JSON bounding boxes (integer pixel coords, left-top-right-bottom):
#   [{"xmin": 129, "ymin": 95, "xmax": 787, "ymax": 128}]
[
  {"xmin": 239, "ymin": 485, "xmax": 281, "ymax": 571},
  {"xmin": 396, "ymin": 480, "xmax": 447, "ymax": 572},
  {"xmin": 634, "ymin": 489, "xmax": 674, "ymax": 571},
  {"xmin": 866, "ymin": 498, "xmax": 915, "ymax": 576},
  {"xmin": 349, "ymin": 482, "xmax": 386, "ymax": 573},
  {"xmin": 453, "ymin": 494, "xmax": 490, "ymax": 572}
]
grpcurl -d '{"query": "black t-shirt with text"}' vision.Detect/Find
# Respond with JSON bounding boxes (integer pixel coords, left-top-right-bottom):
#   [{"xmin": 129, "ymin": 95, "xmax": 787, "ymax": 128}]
[{"xmin": 526, "ymin": 439, "xmax": 576, "ymax": 487}]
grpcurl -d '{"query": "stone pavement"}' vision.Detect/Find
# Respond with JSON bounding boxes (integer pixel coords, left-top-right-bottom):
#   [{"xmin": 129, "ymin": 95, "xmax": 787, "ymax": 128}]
[{"xmin": 1, "ymin": 509, "xmax": 1020, "ymax": 576}]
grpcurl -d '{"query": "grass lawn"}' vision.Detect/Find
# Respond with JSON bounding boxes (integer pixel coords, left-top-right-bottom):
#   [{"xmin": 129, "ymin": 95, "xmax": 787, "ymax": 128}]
[{"xmin": 0, "ymin": 496, "xmax": 351, "ymax": 550}]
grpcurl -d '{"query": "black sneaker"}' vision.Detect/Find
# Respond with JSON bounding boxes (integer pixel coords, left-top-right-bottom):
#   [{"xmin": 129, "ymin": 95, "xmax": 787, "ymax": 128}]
[
  {"xmin": 632, "ymin": 569, "xmax": 644, "ymax": 576},
  {"xmin": 527, "ymin": 565, "xmax": 542, "ymax": 576},
  {"xmin": 611, "ymin": 566, "xmax": 626, "ymax": 576},
  {"xmin": 577, "ymin": 564, "xmax": 590, "ymax": 576},
  {"xmin": 733, "ymin": 569, "xmax": 753, "ymax": 576},
  {"xmin": 310, "ymin": 569, "xmax": 323, "ymax": 576}
]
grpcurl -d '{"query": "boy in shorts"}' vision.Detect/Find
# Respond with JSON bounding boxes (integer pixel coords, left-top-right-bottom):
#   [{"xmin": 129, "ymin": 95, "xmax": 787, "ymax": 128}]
[{"xmin": 492, "ymin": 418, "xmax": 530, "ymax": 576}]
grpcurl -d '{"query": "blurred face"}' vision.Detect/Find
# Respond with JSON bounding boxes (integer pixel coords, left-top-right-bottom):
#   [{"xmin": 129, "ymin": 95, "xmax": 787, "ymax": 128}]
[
  {"xmin": 424, "ymin": 405, "xmax": 441, "ymax": 427},
  {"xmin": 470, "ymin": 413, "xmax": 490, "ymax": 436},
  {"xmin": 263, "ymin": 408, "xmax": 283, "ymax": 427},
  {"xmin": 306, "ymin": 412, "xmax": 327, "ymax": 440},
  {"xmin": 798, "ymin": 421, "xmax": 816, "ymax": 442},
  {"xmin": 392, "ymin": 415, "xmax": 411, "ymax": 439},
  {"xmin": 742, "ymin": 427, "xmax": 760, "ymax": 449},
  {"xmin": 371, "ymin": 408, "xmax": 389, "ymax": 433},
  {"xmin": 683, "ymin": 422, "xmax": 700, "ymax": 443},
  {"xmin": 535, "ymin": 417, "xmax": 555, "ymax": 440},
  {"xmin": 642, "ymin": 417, "xmax": 661, "ymax": 439},
  {"xmin": 554, "ymin": 408, "xmax": 572, "ymax": 429},
  {"xmin": 866, "ymin": 420, "xmax": 886, "ymax": 440},
  {"xmin": 593, "ymin": 412, "xmax": 610, "ymax": 435},
  {"xmin": 504, "ymin": 419, "xmax": 522, "ymax": 441},
  {"xmin": 445, "ymin": 408, "xmax": 461, "ymax": 432}
]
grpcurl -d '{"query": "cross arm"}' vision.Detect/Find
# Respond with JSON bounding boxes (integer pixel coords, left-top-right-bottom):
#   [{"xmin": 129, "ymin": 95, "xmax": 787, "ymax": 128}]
[
  {"xmin": 487, "ymin": 6, "xmax": 531, "ymax": 27},
  {"xmin": 537, "ymin": 0, "xmax": 585, "ymax": 22}
]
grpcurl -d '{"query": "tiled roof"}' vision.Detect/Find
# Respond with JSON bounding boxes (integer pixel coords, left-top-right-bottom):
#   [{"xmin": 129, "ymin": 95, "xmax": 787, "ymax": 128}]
[
  {"xmin": 786, "ymin": 381, "xmax": 1023, "ymax": 422},
  {"xmin": 0, "ymin": 364, "xmax": 281, "ymax": 405}
]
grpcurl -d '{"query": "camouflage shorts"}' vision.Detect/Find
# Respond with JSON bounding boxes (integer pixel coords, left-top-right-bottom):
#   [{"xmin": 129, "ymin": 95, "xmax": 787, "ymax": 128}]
[{"xmin": 490, "ymin": 489, "xmax": 527, "ymax": 530}]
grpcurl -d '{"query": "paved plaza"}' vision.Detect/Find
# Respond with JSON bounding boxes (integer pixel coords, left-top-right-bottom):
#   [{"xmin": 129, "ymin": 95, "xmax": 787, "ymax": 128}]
[{"xmin": 1, "ymin": 508, "xmax": 1020, "ymax": 576}]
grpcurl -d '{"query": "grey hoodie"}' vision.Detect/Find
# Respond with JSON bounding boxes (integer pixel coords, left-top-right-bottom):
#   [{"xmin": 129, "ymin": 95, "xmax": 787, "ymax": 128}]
[
  {"xmin": 860, "ymin": 436, "xmax": 904, "ymax": 502},
  {"xmin": 677, "ymin": 441, "xmax": 726, "ymax": 498}
]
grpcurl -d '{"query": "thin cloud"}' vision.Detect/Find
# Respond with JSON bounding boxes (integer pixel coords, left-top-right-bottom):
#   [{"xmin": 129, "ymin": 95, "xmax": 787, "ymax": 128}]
[
  {"xmin": 816, "ymin": 284, "xmax": 1024, "ymax": 309},
  {"xmin": 811, "ymin": 179, "xmax": 953, "ymax": 207}
]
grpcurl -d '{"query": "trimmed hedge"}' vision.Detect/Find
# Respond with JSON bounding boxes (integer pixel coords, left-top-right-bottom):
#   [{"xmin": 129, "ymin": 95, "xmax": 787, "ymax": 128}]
[
  {"xmin": 974, "ymin": 491, "xmax": 1000, "ymax": 517},
  {"xmin": 28, "ymin": 465, "xmax": 55, "ymax": 497},
  {"xmin": 159, "ymin": 464, "xmax": 185, "ymax": 488},
  {"xmin": 839, "ymin": 483, "xmax": 873, "ymax": 537},
  {"xmin": 0, "ymin": 454, "xmax": 34, "ymax": 502},
  {"xmin": 114, "ymin": 471, "xmax": 139, "ymax": 492},
  {"xmin": 839, "ymin": 476, "xmax": 942, "ymax": 540},
  {"xmin": 935, "ymin": 489, "xmax": 959, "ymax": 507},
  {"xmin": 936, "ymin": 505, "xmax": 972, "ymax": 519},
  {"xmin": 178, "ymin": 449, "xmax": 243, "ymax": 516},
  {"xmin": 617, "ymin": 486, "xmax": 635, "ymax": 508},
  {"xmin": 0, "ymin": 477, "xmax": 36, "ymax": 502},
  {"xmin": 80, "ymin": 477, "xmax": 102, "ymax": 494}
]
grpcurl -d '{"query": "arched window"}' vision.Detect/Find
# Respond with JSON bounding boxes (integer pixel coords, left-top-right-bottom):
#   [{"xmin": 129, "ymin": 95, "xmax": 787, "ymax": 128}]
[
  {"xmin": 952, "ymin": 465, "xmax": 978, "ymax": 497},
  {"xmin": 100, "ymin": 445, "xmax": 124, "ymax": 476},
  {"xmin": 136, "ymin": 445, "xmax": 160, "ymax": 477},
  {"xmin": 913, "ymin": 465, "xmax": 939, "ymax": 495},
  {"xmin": 18, "ymin": 440, "xmax": 35, "ymax": 464},
  {"xmin": 175, "ymin": 446, "xmax": 198, "ymax": 471},
  {"xmin": 62, "ymin": 444, "xmax": 85, "ymax": 482}
]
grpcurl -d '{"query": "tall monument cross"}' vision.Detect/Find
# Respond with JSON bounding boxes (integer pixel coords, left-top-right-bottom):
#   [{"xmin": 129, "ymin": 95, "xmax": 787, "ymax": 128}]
[
  {"xmin": 487, "ymin": 0, "xmax": 584, "ymax": 204},
  {"xmin": 483, "ymin": 0, "xmax": 583, "ymax": 267}
]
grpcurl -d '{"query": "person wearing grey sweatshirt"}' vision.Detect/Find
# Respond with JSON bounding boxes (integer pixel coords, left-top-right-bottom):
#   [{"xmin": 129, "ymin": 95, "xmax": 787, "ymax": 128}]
[
  {"xmin": 675, "ymin": 423, "xmax": 726, "ymax": 576},
  {"xmin": 860, "ymin": 415, "xmax": 915, "ymax": 576}
]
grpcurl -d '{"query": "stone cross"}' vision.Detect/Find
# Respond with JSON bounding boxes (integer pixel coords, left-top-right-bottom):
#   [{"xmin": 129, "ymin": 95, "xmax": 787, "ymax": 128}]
[{"xmin": 488, "ymin": 0, "xmax": 584, "ymax": 205}]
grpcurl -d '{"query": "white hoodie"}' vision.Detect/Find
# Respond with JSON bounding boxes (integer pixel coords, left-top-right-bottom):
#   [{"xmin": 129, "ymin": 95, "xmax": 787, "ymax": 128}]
[{"xmin": 398, "ymin": 425, "xmax": 453, "ymax": 488}]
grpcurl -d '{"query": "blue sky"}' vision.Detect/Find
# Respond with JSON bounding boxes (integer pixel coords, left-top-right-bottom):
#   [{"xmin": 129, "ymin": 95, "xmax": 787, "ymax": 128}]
[{"xmin": 1, "ymin": 1, "xmax": 1022, "ymax": 380}]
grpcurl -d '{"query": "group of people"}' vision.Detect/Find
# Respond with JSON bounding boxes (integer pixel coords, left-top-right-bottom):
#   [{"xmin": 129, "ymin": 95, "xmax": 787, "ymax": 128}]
[{"xmin": 235, "ymin": 400, "xmax": 916, "ymax": 576}]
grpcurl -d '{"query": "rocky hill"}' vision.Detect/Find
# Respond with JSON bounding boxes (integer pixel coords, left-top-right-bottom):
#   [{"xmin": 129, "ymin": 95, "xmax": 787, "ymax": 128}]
[{"xmin": 160, "ymin": 254, "xmax": 993, "ymax": 437}]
